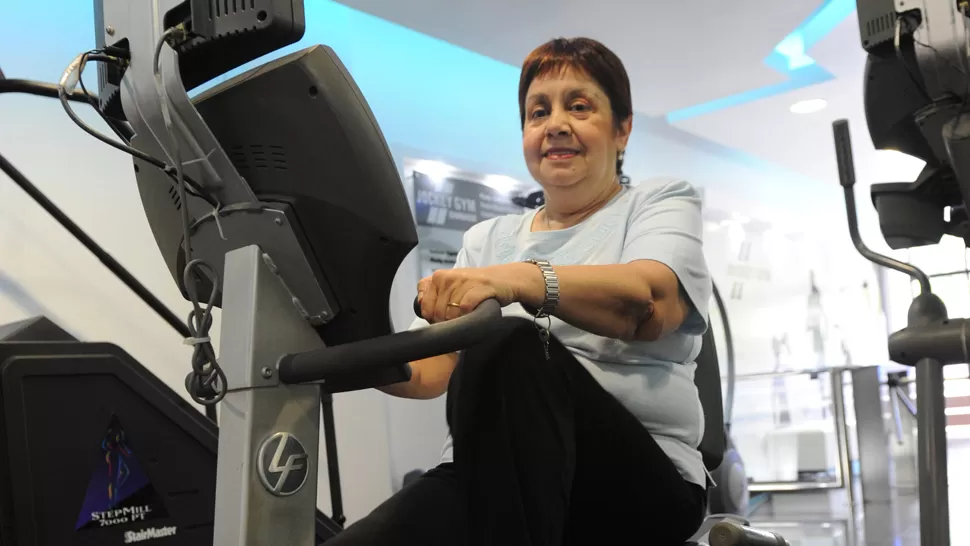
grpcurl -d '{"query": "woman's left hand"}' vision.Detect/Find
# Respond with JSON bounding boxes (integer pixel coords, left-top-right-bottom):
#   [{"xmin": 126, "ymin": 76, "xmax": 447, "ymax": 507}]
[{"xmin": 417, "ymin": 263, "xmax": 535, "ymax": 323}]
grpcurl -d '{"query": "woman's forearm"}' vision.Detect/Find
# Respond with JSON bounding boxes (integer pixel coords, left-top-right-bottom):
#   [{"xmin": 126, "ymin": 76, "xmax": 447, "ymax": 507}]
[
  {"xmin": 515, "ymin": 261, "xmax": 687, "ymax": 342},
  {"xmin": 378, "ymin": 352, "xmax": 459, "ymax": 399}
]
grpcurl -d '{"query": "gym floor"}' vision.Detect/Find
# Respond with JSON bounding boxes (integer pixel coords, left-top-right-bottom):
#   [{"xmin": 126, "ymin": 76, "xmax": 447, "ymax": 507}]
[{"xmin": 744, "ymin": 439, "xmax": 970, "ymax": 546}]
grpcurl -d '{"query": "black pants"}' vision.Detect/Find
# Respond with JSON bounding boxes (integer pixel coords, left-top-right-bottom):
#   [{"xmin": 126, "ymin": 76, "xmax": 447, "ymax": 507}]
[{"xmin": 329, "ymin": 318, "xmax": 707, "ymax": 546}]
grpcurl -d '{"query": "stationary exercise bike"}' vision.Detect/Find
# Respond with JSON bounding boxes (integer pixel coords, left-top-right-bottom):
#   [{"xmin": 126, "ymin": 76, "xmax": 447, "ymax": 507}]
[{"xmin": 0, "ymin": 0, "xmax": 790, "ymax": 544}]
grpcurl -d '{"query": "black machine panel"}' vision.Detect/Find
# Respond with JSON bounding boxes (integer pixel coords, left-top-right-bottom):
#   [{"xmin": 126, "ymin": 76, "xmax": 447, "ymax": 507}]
[
  {"xmin": 0, "ymin": 316, "xmax": 76, "ymax": 342},
  {"xmin": 0, "ymin": 339, "xmax": 341, "ymax": 545},
  {"xmin": 191, "ymin": 45, "xmax": 418, "ymax": 347},
  {"xmin": 853, "ymin": 0, "xmax": 970, "ymax": 248}
]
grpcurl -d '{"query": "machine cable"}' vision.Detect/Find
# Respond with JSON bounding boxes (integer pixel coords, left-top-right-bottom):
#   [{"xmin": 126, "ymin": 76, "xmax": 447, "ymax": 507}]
[
  {"xmin": 151, "ymin": 26, "xmax": 227, "ymax": 406},
  {"xmin": 0, "ymin": 53, "xmax": 224, "ymax": 419},
  {"xmin": 52, "ymin": 30, "xmax": 229, "ymax": 406},
  {"xmin": 56, "ymin": 49, "xmax": 214, "ymax": 204}
]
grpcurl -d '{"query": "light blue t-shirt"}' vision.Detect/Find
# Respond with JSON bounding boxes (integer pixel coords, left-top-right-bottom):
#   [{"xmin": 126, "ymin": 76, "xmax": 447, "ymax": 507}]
[{"xmin": 410, "ymin": 177, "xmax": 712, "ymax": 486}]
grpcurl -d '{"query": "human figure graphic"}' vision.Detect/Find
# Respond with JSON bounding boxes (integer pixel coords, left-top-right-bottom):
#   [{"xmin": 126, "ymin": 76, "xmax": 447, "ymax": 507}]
[
  {"xmin": 771, "ymin": 333, "xmax": 792, "ymax": 426},
  {"xmin": 806, "ymin": 271, "xmax": 828, "ymax": 367},
  {"xmin": 806, "ymin": 271, "xmax": 830, "ymax": 418},
  {"xmin": 102, "ymin": 426, "xmax": 132, "ymax": 507}
]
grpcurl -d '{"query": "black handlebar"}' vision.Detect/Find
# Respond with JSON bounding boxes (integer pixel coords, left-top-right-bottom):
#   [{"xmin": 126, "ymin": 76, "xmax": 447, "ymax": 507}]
[
  {"xmin": 833, "ymin": 119, "xmax": 856, "ymax": 189},
  {"xmin": 277, "ymin": 299, "xmax": 502, "ymax": 389},
  {"xmin": 832, "ymin": 119, "xmax": 932, "ymax": 294}
]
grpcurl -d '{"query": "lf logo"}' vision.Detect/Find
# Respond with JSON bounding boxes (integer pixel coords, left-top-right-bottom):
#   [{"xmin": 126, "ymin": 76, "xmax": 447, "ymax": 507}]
[{"xmin": 256, "ymin": 432, "xmax": 310, "ymax": 497}]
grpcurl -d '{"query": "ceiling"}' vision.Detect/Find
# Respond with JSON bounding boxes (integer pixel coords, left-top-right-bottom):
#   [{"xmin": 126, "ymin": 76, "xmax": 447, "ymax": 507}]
[
  {"xmin": 335, "ymin": 0, "xmax": 927, "ymax": 188},
  {"xmin": 669, "ymin": 8, "xmax": 924, "ymax": 186}
]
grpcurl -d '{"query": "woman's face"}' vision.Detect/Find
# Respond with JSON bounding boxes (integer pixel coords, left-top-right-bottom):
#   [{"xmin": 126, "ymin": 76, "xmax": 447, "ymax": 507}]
[{"xmin": 522, "ymin": 68, "xmax": 631, "ymax": 190}]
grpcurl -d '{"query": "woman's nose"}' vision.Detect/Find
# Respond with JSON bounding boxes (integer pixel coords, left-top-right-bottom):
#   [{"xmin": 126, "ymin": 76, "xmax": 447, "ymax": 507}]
[{"xmin": 545, "ymin": 111, "xmax": 572, "ymax": 137}]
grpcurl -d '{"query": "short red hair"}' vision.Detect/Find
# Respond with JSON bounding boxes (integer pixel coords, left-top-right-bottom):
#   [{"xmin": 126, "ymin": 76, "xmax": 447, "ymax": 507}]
[{"xmin": 518, "ymin": 37, "xmax": 633, "ymax": 132}]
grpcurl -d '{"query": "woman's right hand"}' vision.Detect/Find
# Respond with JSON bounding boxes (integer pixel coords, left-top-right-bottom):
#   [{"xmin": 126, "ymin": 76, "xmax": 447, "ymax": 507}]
[{"xmin": 416, "ymin": 263, "xmax": 526, "ymax": 323}]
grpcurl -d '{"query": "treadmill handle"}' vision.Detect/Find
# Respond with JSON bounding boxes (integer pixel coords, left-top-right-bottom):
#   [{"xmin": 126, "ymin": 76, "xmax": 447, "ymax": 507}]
[{"xmin": 277, "ymin": 299, "xmax": 502, "ymax": 385}]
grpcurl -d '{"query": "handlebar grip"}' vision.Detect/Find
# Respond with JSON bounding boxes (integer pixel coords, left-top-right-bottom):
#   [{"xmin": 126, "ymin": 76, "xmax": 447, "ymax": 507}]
[
  {"xmin": 709, "ymin": 521, "xmax": 789, "ymax": 546},
  {"xmin": 277, "ymin": 299, "xmax": 503, "ymax": 385},
  {"xmin": 833, "ymin": 119, "xmax": 855, "ymax": 189}
]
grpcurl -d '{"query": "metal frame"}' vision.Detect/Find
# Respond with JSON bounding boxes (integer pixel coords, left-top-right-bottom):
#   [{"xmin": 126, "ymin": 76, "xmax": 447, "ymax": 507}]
[
  {"xmin": 214, "ymin": 245, "xmax": 324, "ymax": 545},
  {"xmin": 851, "ymin": 366, "xmax": 893, "ymax": 505},
  {"xmin": 830, "ymin": 369, "xmax": 856, "ymax": 510},
  {"xmin": 913, "ymin": 353, "xmax": 950, "ymax": 545}
]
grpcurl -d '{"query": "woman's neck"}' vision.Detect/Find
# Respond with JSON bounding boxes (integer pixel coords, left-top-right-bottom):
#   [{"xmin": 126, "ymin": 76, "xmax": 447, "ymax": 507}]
[{"xmin": 537, "ymin": 180, "xmax": 622, "ymax": 231}]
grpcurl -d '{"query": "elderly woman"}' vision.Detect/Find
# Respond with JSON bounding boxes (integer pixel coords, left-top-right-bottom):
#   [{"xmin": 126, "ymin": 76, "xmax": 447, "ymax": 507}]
[{"xmin": 331, "ymin": 37, "xmax": 712, "ymax": 546}]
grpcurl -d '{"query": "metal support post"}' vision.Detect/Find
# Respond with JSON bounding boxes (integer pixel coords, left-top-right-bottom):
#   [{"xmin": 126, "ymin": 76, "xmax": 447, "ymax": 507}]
[
  {"xmin": 830, "ymin": 369, "xmax": 855, "ymax": 511},
  {"xmin": 213, "ymin": 245, "xmax": 327, "ymax": 546},
  {"xmin": 915, "ymin": 358, "xmax": 950, "ymax": 546},
  {"xmin": 321, "ymin": 391, "xmax": 345, "ymax": 526},
  {"xmin": 851, "ymin": 366, "xmax": 894, "ymax": 504}
]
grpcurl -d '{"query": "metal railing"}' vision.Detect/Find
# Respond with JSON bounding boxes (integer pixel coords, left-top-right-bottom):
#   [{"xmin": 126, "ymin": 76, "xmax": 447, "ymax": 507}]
[{"xmin": 733, "ymin": 366, "xmax": 856, "ymax": 495}]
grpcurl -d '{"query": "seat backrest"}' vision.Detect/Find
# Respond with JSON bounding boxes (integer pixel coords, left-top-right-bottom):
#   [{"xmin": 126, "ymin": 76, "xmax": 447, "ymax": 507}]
[{"xmin": 694, "ymin": 327, "xmax": 726, "ymax": 471}]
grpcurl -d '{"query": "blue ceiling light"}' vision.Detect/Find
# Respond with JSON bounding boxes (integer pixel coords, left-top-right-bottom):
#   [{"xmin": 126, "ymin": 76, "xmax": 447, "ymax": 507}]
[{"xmin": 666, "ymin": 0, "xmax": 855, "ymax": 123}]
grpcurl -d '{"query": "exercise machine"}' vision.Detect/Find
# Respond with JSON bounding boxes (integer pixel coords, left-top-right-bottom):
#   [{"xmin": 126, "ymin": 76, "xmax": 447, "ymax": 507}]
[
  {"xmin": 0, "ymin": 315, "xmax": 344, "ymax": 545},
  {"xmin": 0, "ymin": 0, "xmax": 790, "ymax": 543},
  {"xmin": 1, "ymin": 77, "xmax": 348, "ymax": 546},
  {"xmin": 837, "ymin": 1, "xmax": 970, "ymax": 545}
]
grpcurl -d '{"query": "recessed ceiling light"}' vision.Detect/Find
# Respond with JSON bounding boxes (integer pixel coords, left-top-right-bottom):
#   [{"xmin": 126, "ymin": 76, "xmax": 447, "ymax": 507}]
[{"xmin": 790, "ymin": 98, "xmax": 828, "ymax": 114}]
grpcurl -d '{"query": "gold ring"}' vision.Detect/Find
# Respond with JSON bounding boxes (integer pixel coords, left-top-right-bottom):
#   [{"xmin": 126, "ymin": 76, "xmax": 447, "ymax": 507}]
[{"xmin": 447, "ymin": 302, "xmax": 461, "ymax": 308}]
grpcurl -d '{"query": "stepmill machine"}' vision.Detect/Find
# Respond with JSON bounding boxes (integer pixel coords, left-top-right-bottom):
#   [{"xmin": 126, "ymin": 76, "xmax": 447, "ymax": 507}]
[
  {"xmin": 0, "ymin": 0, "xmax": 794, "ymax": 545},
  {"xmin": 840, "ymin": 1, "xmax": 970, "ymax": 545}
]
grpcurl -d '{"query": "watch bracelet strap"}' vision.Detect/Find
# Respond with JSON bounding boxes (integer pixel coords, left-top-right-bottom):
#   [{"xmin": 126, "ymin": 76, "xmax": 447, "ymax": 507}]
[{"xmin": 523, "ymin": 259, "xmax": 560, "ymax": 318}]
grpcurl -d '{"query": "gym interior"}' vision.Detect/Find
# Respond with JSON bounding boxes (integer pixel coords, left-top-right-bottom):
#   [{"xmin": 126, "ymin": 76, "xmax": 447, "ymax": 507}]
[{"xmin": 1, "ymin": 1, "xmax": 969, "ymax": 545}]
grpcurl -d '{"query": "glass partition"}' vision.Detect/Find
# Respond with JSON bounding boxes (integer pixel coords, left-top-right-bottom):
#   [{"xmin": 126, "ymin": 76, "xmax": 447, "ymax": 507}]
[{"xmin": 731, "ymin": 369, "xmax": 850, "ymax": 491}]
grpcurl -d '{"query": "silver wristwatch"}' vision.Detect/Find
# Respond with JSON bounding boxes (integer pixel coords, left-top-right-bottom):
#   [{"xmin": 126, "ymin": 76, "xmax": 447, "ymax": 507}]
[{"xmin": 523, "ymin": 259, "xmax": 560, "ymax": 318}]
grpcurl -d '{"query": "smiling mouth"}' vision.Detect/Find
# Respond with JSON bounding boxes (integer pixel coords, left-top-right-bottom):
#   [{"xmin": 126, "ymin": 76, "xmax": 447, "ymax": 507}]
[{"xmin": 544, "ymin": 148, "xmax": 580, "ymax": 160}]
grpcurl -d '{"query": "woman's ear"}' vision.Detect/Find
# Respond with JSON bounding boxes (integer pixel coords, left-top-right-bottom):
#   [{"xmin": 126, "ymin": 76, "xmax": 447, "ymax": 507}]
[{"xmin": 615, "ymin": 116, "xmax": 633, "ymax": 150}]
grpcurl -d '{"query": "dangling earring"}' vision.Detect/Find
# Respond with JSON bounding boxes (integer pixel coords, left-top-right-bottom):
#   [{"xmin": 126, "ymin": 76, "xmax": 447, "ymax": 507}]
[{"xmin": 617, "ymin": 149, "xmax": 631, "ymax": 186}]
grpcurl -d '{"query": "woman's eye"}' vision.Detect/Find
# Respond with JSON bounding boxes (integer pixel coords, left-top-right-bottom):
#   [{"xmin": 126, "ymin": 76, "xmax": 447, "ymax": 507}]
[
  {"xmin": 570, "ymin": 102, "xmax": 591, "ymax": 112},
  {"xmin": 530, "ymin": 107, "xmax": 548, "ymax": 119}
]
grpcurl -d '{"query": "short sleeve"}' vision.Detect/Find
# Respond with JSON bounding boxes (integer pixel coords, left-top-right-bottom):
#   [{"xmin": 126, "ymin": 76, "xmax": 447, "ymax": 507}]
[
  {"xmin": 407, "ymin": 246, "xmax": 473, "ymax": 331},
  {"xmin": 621, "ymin": 179, "xmax": 712, "ymax": 335}
]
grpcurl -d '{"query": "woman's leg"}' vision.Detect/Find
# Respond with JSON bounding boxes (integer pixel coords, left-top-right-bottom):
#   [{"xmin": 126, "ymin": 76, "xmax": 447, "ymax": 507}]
[
  {"xmin": 324, "ymin": 464, "xmax": 466, "ymax": 546},
  {"xmin": 447, "ymin": 317, "xmax": 706, "ymax": 546},
  {"xmin": 562, "ymin": 357, "xmax": 707, "ymax": 545}
]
